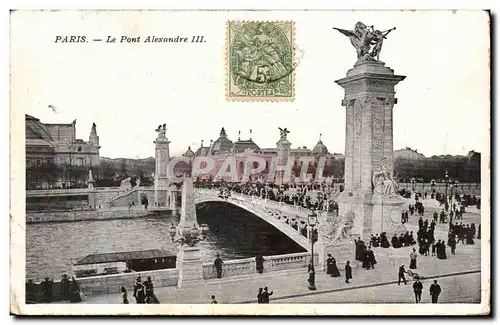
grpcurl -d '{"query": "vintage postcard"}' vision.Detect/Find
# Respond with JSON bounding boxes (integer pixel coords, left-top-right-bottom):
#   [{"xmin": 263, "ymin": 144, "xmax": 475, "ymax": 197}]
[{"xmin": 9, "ymin": 10, "xmax": 490, "ymax": 316}]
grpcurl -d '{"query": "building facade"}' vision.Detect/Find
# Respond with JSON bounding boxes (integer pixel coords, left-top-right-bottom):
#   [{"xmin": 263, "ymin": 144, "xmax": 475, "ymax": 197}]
[
  {"xmin": 25, "ymin": 114, "xmax": 100, "ymax": 188},
  {"xmin": 176, "ymin": 127, "xmax": 344, "ymax": 183}
]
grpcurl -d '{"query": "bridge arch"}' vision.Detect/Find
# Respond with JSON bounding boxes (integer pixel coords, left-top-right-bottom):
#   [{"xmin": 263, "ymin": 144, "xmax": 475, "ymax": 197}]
[{"xmin": 194, "ymin": 193, "xmax": 310, "ymax": 250}]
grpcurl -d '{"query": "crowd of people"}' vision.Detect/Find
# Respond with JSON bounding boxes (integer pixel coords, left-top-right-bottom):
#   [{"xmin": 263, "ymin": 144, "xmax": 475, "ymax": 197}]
[
  {"xmin": 195, "ymin": 180, "xmax": 341, "ymax": 213},
  {"xmin": 369, "ymin": 232, "xmax": 416, "ymax": 249},
  {"xmin": 122, "ymin": 275, "xmax": 159, "ymax": 304},
  {"xmin": 354, "ymin": 238, "xmax": 377, "ymax": 270}
]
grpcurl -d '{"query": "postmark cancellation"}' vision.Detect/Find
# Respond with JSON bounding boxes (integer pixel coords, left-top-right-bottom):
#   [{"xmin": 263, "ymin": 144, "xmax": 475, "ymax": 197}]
[{"xmin": 226, "ymin": 21, "xmax": 296, "ymax": 102}]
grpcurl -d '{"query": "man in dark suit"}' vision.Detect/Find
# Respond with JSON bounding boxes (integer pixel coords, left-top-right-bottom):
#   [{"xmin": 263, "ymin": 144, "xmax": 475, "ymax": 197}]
[
  {"xmin": 430, "ymin": 280, "xmax": 442, "ymax": 303},
  {"xmin": 413, "ymin": 279, "xmax": 423, "ymax": 303},
  {"xmin": 214, "ymin": 254, "xmax": 224, "ymax": 278},
  {"xmin": 398, "ymin": 264, "xmax": 407, "ymax": 285}
]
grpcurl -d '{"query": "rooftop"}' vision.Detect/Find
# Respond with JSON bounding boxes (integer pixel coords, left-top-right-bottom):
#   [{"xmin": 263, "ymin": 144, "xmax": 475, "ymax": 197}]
[{"xmin": 74, "ymin": 249, "xmax": 175, "ymax": 265}]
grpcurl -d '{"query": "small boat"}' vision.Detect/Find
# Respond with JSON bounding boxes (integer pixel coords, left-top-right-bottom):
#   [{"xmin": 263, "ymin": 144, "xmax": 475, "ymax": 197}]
[{"xmin": 72, "ymin": 249, "xmax": 176, "ymax": 278}]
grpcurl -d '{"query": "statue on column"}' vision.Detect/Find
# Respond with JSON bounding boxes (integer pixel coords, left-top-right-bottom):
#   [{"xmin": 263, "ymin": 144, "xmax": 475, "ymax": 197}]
[
  {"xmin": 155, "ymin": 123, "xmax": 167, "ymax": 138},
  {"xmin": 333, "ymin": 22, "xmax": 396, "ymax": 64},
  {"xmin": 278, "ymin": 127, "xmax": 290, "ymax": 140}
]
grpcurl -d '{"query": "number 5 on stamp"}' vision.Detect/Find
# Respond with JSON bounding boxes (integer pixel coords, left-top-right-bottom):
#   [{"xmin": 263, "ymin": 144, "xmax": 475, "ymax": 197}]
[{"xmin": 226, "ymin": 21, "xmax": 296, "ymax": 102}]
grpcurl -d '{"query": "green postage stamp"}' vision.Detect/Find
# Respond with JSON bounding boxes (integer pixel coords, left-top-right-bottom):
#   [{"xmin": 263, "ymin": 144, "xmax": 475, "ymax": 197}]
[{"xmin": 226, "ymin": 21, "xmax": 295, "ymax": 102}]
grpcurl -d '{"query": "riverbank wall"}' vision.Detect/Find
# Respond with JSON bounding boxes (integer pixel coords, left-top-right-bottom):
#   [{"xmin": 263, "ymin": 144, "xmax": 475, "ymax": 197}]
[{"xmin": 26, "ymin": 208, "xmax": 166, "ymax": 224}]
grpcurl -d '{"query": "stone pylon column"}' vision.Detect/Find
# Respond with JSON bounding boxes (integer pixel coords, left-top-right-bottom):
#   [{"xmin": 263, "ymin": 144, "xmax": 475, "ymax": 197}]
[
  {"xmin": 275, "ymin": 136, "xmax": 292, "ymax": 185},
  {"xmin": 176, "ymin": 177, "xmax": 204, "ymax": 288},
  {"xmin": 336, "ymin": 61, "xmax": 406, "ymax": 241},
  {"xmin": 154, "ymin": 132, "xmax": 171, "ymax": 206}
]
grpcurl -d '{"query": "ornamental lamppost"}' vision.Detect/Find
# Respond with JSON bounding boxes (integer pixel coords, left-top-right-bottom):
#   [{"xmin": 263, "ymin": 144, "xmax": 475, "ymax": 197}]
[
  {"xmin": 168, "ymin": 177, "xmax": 210, "ymax": 288},
  {"xmin": 307, "ymin": 209, "xmax": 318, "ymax": 291},
  {"xmin": 168, "ymin": 222, "xmax": 209, "ymax": 247},
  {"xmin": 444, "ymin": 170, "xmax": 449, "ymax": 207}
]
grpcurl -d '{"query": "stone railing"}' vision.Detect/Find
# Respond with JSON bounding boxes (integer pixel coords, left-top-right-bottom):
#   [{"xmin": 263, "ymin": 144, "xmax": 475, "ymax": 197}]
[
  {"xmin": 203, "ymin": 257, "xmax": 255, "ymax": 279},
  {"xmin": 26, "ymin": 188, "xmax": 92, "ymax": 197},
  {"xmin": 70, "ymin": 252, "xmax": 318, "ymax": 298},
  {"xmin": 202, "ymin": 252, "xmax": 319, "ymax": 280},
  {"xmin": 26, "ymin": 208, "xmax": 154, "ymax": 224},
  {"xmin": 107, "ymin": 186, "xmax": 141, "ymax": 202},
  {"xmin": 267, "ymin": 252, "xmax": 319, "ymax": 271},
  {"xmin": 77, "ymin": 268, "xmax": 179, "ymax": 297}
]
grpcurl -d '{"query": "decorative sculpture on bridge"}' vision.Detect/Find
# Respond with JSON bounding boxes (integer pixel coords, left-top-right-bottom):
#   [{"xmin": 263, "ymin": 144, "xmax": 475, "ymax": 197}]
[
  {"xmin": 372, "ymin": 157, "xmax": 399, "ymax": 198},
  {"xmin": 333, "ymin": 22, "xmax": 396, "ymax": 64},
  {"xmin": 319, "ymin": 211, "xmax": 354, "ymax": 246},
  {"xmin": 120, "ymin": 177, "xmax": 132, "ymax": 191},
  {"xmin": 155, "ymin": 123, "xmax": 167, "ymax": 138}
]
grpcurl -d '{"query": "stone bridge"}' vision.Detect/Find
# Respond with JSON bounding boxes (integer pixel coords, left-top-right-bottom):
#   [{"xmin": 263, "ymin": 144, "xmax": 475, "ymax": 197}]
[{"xmin": 193, "ymin": 189, "xmax": 320, "ymax": 251}]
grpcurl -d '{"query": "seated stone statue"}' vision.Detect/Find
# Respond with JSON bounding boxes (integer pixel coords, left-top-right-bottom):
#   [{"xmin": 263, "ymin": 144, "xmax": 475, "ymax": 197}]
[{"xmin": 372, "ymin": 166, "xmax": 399, "ymax": 198}]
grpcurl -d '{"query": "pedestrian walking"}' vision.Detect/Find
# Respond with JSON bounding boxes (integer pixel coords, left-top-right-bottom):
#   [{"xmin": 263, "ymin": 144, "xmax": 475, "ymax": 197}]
[
  {"xmin": 70, "ymin": 277, "xmax": 82, "ymax": 303},
  {"xmin": 255, "ymin": 255, "xmax": 264, "ymax": 274},
  {"xmin": 367, "ymin": 248, "xmax": 377, "ymax": 269},
  {"xmin": 214, "ymin": 254, "xmax": 224, "ymax": 278},
  {"xmin": 412, "ymin": 279, "xmax": 423, "ymax": 303},
  {"xmin": 262, "ymin": 287, "xmax": 273, "ymax": 303},
  {"xmin": 210, "ymin": 295, "xmax": 218, "ymax": 304},
  {"xmin": 345, "ymin": 261, "xmax": 352, "ymax": 284},
  {"xmin": 144, "ymin": 276, "xmax": 159, "ymax": 303},
  {"xmin": 257, "ymin": 288, "xmax": 263, "ymax": 303},
  {"xmin": 430, "ymin": 280, "xmax": 442, "ymax": 303},
  {"xmin": 121, "ymin": 286, "xmax": 129, "ymax": 304},
  {"xmin": 409, "ymin": 248, "xmax": 418, "ymax": 269},
  {"xmin": 133, "ymin": 276, "xmax": 146, "ymax": 304},
  {"xmin": 398, "ymin": 264, "xmax": 407, "ymax": 285}
]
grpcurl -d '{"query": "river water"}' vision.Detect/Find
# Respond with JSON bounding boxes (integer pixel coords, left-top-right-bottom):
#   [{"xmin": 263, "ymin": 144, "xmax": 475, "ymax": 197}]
[{"xmin": 26, "ymin": 202, "xmax": 306, "ymax": 281}]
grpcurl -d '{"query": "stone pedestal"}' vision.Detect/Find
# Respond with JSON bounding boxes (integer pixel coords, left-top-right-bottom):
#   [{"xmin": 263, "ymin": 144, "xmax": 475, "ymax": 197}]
[
  {"xmin": 335, "ymin": 61, "xmax": 406, "ymax": 242},
  {"xmin": 154, "ymin": 135, "xmax": 171, "ymax": 206},
  {"xmin": 176, "ymin": 246, "xmax": 204, "ymax": 288},
  {"xmin": 372, "ymin": 195, "xmax": 407, "ymax": 236},
  {"xmin": 337, "ymin": 192, "xmax": 374, "ymax": 241}
]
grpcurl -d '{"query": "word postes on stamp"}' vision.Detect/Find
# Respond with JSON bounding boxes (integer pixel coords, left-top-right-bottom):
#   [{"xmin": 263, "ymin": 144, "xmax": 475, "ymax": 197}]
[{"xmin": 226, "ymin": 21, "xmax": 295, "ymax": 102}]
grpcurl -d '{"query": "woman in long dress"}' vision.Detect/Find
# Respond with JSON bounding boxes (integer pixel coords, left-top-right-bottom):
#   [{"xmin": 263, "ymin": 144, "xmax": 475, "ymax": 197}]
[
  {"xmin": 362, "ymin": 249, "xmax": 371, "ymax": 270},
  {"xmin": 331, "ymin": 256, "xmax": 341, "ymax": 277},
  {"xmin": 326, "ymin": 254, "xmax": 333, "ymax": 275},
  {"xmin": 409, "ymin": 248, "xmax": 418, "ymax": 269}
]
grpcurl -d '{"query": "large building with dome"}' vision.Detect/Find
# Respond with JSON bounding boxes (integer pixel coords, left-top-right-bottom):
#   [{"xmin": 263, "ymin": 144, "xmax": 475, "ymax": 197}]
[{"xmin": 178, "ymin": 127, "xmax": 344, "ymax": 181}]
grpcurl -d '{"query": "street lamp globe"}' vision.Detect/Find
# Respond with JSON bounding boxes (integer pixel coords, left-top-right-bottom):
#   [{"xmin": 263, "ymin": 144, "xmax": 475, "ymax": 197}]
[
  {"xmin": 308, "ymin": 210, "xmax": 318, "ymax": 227},
  {"xmin": 190, "ymin": 224, "xmax": 200, "ymax": 239},
  {"xmin": 168, "ymin": 223, "xmax": 177, "ymax": 239},
  {"xmin": 200, "ymin": 223, "xmax": 209, "ymax": 234}
]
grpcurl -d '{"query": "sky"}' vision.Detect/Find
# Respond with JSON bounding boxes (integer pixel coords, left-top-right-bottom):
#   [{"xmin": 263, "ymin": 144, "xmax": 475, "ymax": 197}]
[{"xmin": 11, "ymin": 10, "xmax": 490, "ymax": 159}]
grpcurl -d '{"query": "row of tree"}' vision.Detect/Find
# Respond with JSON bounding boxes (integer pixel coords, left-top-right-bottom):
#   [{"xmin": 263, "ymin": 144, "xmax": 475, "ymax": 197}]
[
  {"xmin": 25, "ymin": 154, "xmax": 480, "ymax": 189},
  {"xmin": 394, "ymin": 156, "xmax": 481, "ymax": 183}
]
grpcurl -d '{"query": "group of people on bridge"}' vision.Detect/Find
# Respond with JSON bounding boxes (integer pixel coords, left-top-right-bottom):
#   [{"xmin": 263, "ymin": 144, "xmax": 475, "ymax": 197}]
[{"xmin": 198, "ymin": 180, "xmax": 340, "ymax": 213}]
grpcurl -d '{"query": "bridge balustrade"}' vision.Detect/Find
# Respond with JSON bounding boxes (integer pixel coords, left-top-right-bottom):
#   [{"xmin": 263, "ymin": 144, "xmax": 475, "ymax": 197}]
[{"xmin": 202, "ymin": 252, "xmax": 319, "ymax": 280}]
